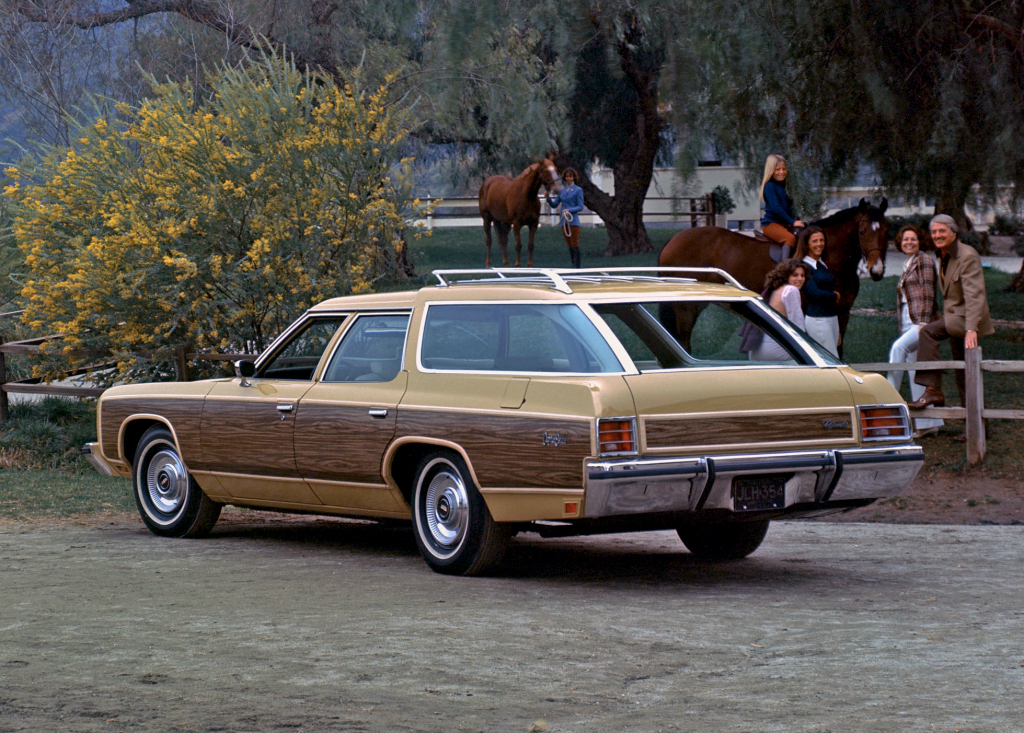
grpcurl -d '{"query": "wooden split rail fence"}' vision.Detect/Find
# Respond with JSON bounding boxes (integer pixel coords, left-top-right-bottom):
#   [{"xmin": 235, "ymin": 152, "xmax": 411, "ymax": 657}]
[
  {"xmin": 419, "ymin": 194, "xmax": 718, "ymax": 229},
  {"xmin": 0, "ymin": 309, "xmax": 245, "ymax": 422},
  {"xmin": 1, "ymin": 311, "xmax": 1020, "ymax": 465}
]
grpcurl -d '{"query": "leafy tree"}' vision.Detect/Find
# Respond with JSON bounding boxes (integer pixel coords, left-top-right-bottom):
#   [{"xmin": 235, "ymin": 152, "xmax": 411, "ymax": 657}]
[
  {"xmin": 5, "ymin": 49, "xmax": 419, "ymax": 382},
  {"xmin": 692, "ymin": 0, "xmax": 1024, "ymax": 232},
  {"xmin": 8, "ymin": 1, "xmax": 682, "ymax": 256},
  {"xmin": 426, "ymin": 1, "xmax": 690, "ymax": 255}
]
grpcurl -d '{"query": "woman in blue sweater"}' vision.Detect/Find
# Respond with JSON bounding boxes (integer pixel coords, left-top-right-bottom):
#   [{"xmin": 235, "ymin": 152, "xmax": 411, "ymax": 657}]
[
  {"xmin": 547, "ymin": 167, "xmax": 585, "ymax": 268},
  {"xmin": 760, "ymin": 154, "xmax": 805, "ymax": 260},
  {"xmin": 794, "ymin": 225, "xmax": 841, "ymax": 357}
]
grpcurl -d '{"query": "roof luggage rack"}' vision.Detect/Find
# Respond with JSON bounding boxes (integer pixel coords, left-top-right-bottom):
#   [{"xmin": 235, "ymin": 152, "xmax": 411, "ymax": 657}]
[{"xmin": 430, "ymin": 267, "xmax": 746, "ymax": 294}]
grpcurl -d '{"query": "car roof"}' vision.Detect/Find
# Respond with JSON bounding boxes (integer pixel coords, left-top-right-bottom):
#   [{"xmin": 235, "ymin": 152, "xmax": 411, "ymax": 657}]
[{"xmin": 310, "ymin": 268, "xmax": 755, "ymax": 311}]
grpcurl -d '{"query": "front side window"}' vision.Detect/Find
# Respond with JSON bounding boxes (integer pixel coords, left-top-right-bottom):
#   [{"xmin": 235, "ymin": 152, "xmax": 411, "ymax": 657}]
[
  {"xmin": 322, "ymin": 314, "xmax": 411, "ymax": 382},
  {"xmin": 259, "ymin": 317, "xmax": 348, "ymax": 380},
  {"xmin": 420, "ymin": 303, "xmax": 622, "ymax": 373},
  {"xmin": 592, "ymin": 300, "xmax": 816, "ymax": 371}
]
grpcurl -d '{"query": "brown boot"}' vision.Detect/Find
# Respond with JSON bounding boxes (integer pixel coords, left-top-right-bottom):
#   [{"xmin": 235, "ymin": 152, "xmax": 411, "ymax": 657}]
[{"xmin": 908, "ymin": 387, "xmax": 945, "ymax": 409}]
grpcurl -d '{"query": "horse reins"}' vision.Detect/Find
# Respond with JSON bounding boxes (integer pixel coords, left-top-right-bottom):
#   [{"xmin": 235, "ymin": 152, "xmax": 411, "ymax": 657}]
[{"xmin": 560, "ymin": 209, "xmax": 574, "ymax": 237}]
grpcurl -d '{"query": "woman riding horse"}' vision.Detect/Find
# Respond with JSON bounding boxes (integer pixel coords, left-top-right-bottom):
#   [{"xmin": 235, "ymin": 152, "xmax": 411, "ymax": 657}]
[{"xmin": 761, "ymin": 154, "xmax": 805, "ymax": 260}]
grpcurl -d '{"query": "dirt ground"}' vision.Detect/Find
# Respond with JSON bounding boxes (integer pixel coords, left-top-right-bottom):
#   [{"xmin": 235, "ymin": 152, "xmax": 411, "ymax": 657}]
[
  {"xmin": 3, "ymin": 517, "xmax": 1024, "ymax": 733},
  {"xmin": 824, "ymin": 470, "xmax": 1024, "ymax": 525}
]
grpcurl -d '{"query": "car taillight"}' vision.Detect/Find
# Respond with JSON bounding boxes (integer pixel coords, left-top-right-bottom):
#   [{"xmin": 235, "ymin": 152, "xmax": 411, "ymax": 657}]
[
  {"xmin": 859, "ymin": 405, "xmax": 911, "ymax": 442},
  {"xmin": 598, "ymin": 417, "xmax": 637, "ymax": 455}
]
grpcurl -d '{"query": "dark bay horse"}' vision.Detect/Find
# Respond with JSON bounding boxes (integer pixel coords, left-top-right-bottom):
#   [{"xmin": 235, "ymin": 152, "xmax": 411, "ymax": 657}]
[
  {"xmin": 658, "ymin": 198, "xmax": 889, "ymax": 357},
  {"xmin": 479, "ymin": 158, "xmax": 562, "ymax": 267}
]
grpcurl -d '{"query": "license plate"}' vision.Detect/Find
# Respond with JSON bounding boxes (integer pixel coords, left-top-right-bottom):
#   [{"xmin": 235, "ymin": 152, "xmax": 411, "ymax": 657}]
[{"xmin": 732, "ymin": 476, "xmax": 786, "ymax": 511}]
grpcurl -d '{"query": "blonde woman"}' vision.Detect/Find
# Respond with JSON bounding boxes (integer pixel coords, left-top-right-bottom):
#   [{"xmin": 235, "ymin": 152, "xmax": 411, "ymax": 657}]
[{"xmin": 760, "ymin": 154, "xmax": 805, "ymax": 260}]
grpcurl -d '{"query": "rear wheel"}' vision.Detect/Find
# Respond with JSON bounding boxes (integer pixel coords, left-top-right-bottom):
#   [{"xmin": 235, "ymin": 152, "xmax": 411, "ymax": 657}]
[
  {"xmin": 411, "ymin": 451, "xmax": 510, "ymax": 575},
  {"xmin": 676, "ymin": 520, "xmax": 770, "ymax": 560},
  {"xmin": 133, "ymin": 426, "xmax": 221, "ymax": 538}
]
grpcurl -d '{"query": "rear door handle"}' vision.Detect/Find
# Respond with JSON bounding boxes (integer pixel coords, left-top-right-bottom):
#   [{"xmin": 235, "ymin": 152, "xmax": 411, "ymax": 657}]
[{"xmin": 368, "ymin": 409, "xmax": 388, "ymax": 419}]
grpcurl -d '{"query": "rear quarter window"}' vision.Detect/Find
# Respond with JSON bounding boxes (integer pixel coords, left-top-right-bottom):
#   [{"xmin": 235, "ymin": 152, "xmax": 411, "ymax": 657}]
[{"xmin": 419, "ymin": 303, "xmax": 621, "ymax": 373}]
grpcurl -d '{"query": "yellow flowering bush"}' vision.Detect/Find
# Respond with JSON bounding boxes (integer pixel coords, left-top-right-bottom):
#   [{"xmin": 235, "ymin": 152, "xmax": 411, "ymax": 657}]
[{"xmin": 5, "ymin": 49, "xmax": 421, "ymax": 382}]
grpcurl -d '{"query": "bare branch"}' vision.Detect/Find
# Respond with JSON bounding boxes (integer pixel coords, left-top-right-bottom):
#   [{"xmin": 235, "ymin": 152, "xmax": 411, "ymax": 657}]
[
  {"xmin": 968, "ymin": 13, "xmax": 1024, "ymax": 55},
  {"xmin": 14, "ymin": 0, "xmax": 334, "ymax": 78}
]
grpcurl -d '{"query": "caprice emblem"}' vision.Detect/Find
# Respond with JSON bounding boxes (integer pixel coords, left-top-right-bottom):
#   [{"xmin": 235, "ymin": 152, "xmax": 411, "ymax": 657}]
[
  {"xmin": 542, "ymin": 431, "xmax": 567, "ymax": 447},
  {"xmin": 822, "ymin": 419, "xmax": 850, "ymax": 431}
]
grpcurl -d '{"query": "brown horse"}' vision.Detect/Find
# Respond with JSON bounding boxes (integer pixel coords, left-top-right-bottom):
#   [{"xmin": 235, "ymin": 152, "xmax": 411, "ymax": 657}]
[
  {"xmin": 658, "ymin": 198, "xmax": 889, "ymax": 357},
  {"xmin": 479, "ymin": 158, "xmax": 562, "ymax": 267}
]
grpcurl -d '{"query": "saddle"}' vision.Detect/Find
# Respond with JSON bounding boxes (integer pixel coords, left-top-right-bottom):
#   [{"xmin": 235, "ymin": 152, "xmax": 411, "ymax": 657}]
[{"xmin": 737, "ymin": 230, "xmax": 785, "ymax": 262}]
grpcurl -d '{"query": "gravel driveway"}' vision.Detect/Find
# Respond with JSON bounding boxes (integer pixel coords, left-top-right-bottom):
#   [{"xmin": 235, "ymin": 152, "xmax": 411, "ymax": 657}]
[{"xmin": 2, "ymin": 516, "xmax": 1022, "ymax": 732}]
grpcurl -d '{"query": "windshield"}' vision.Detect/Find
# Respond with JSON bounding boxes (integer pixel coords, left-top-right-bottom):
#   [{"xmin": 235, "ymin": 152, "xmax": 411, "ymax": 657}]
[{"xmin": 591, "ymin": 300, "xmax": 825, "ymax": 371}]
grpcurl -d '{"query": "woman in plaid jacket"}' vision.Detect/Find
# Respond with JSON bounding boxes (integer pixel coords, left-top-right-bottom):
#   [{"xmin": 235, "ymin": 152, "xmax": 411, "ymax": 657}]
[{"xmin": 887, "ymin": 224, "xmax": 943, "ymax": 436}]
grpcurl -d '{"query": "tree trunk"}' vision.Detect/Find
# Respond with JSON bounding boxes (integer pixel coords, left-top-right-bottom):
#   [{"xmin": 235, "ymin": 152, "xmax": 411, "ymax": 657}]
[
  {"xmin": 551, "ymin": 21, "xmax": 661, "ymax": 257},
  {"xmin": 568, "ymin": 164, "xmax": 653, "ymax": 255}
]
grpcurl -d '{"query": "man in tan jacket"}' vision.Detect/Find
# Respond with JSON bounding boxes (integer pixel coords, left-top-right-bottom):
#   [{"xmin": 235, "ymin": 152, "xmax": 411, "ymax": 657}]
[{"xmin": 909, "ymin": 214, "xmax": 994, "ymax": 408}]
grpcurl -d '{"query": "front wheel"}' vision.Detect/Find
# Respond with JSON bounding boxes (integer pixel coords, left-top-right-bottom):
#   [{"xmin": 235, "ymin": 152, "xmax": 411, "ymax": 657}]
[
  {"xmin": 676, "ymin": 520, "xmax": 770, "ymax": 560},
  {"xmin": 411, "ymin": 451, "xmax": 510, "ymax": 576},
  {"xmin": 133, "ymin": 426, "xmax": 221, "ymax": 538}
]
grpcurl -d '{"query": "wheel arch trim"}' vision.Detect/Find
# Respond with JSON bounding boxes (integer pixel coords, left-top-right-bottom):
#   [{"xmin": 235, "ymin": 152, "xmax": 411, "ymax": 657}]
[
  {"xmin": 118, "ymin": 415, "xmax": 186, "ymax": 468},
  {"xmin": 383, "ymin": 437, "xmax": 482, "ymax": 498}
]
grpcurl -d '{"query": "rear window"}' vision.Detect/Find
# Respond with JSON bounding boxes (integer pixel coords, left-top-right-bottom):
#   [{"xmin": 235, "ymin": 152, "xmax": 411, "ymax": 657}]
[
  {"xmin": 592, "ymin": 300, "xmax": 817, "ymax": 371},
  {"xmin": 420, "ymin": 303, "xmax": 622, "ymax": 373}
]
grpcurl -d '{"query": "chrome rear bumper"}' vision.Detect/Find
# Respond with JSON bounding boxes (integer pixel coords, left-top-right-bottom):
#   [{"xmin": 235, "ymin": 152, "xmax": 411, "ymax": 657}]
[
  {"xmin": 82, "ymin": 442, "xmax": 129, "ymax": 479},
  {"xmin": 584, "ymin": 444, "xmax": 923, "ymax": 518}
]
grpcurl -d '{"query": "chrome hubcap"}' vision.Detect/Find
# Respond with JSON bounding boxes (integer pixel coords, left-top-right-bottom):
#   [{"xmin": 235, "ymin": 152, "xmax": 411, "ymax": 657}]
[
  {"xmin": 424, "ymin": 469, "xmax": 468, "ymax": 550},
  {"xmin": 146, "ymin": 448, "xmax": 188, "ymax": 517}
]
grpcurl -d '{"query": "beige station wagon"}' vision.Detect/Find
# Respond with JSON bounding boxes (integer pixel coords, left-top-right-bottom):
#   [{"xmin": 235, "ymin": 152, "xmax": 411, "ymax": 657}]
[{"xmin": 85, "ymin": 268, "xmax": 923, "ymax": 575}]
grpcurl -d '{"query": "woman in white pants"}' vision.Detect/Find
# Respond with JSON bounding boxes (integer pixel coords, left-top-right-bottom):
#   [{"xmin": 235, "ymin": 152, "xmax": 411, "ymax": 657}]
[{"xmin": 887, "ymin": 224, "xmax": 943, "ymax": 437}]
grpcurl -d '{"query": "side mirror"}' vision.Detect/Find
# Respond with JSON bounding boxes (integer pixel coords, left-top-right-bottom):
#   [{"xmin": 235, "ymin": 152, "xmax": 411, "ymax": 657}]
[{"xmin": 234, "ymin": 359, "xmax": 256, "ymax": 386}]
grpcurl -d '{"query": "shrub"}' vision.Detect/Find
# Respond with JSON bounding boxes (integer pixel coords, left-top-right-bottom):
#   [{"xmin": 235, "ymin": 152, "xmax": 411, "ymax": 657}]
[
  {"xmin": 710, "ymin": 185, "xmax": 736, "ymax": 216},
  {"xmin": 5, "ymin": 47, "xmax": 425, "ymax": 383},
  {"xmin": 0, "ymin": 397, "xmax": 96, "ymax": 470},
  {"xmin": 991, "ymin": 214, "xmax": 1024, "ymax": 236}
]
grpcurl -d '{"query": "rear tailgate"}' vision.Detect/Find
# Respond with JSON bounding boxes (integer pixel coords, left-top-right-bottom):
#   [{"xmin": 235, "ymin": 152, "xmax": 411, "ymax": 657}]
[{"xmin": 624, "ymin": 366, "xmax": 859, "ymax": 456}]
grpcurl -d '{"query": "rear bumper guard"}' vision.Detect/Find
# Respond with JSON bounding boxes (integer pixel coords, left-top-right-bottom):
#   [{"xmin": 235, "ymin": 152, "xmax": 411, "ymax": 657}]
[
  {"xmin": 82, "ymin": 442, "xmax": 129, "ymax": 479},
  {"xmin": 584, "ymin": 444, "xmax": 923, "ymax": 518}
]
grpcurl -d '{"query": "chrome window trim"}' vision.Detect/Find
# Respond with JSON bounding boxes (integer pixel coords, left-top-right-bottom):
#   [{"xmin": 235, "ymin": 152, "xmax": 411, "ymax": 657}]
[
  {"xmin": 415, "ymin": 300, "xmax": 629, "ymax": 376},
  {"xmin": 318, "ymin": 311, "xmax": 413, "ymax": 384}
]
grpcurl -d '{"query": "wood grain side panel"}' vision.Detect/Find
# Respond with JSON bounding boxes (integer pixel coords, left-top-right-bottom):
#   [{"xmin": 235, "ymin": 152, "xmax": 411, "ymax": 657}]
[
  {"xmin": 199, "ymin": 398, "xmax": 298, "ymax": 476},
  {"xmin": 294, "ymin": 404, "xmax": 395, "ymax": 484},
  {"xmin": 100, "ymin": 398, "xmax": 204, "ymax": 466},
  {"xmin": 644, "ymin": 411, "xmax": 855, "ymax": 449},
  {"xmin": 396, "ymin": 410, "xmax": 591, "ymax": 489}
]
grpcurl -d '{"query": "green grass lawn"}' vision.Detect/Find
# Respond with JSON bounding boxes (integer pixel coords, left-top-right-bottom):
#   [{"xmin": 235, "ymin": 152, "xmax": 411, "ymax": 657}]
[
  {"xmin": 404, "ymin": 225, "xmax": 667, "ymax": 282},
  {"xmin": 0, "ymin": 469, "xmax": 133, "ymax": 520},
  {"xmin": 1, "ymin": 230, "xmax": 1021, "ymax": 519}
]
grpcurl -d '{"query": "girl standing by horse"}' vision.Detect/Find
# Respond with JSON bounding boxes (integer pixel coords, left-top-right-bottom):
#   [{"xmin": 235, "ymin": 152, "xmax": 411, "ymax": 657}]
[
  {"xmin": 761, "ymin": 154, "xmax": 805, "ymax": 260},
  {"xmin": 547, "ymin": 168, "xmax": 585, "ymax": 268},
  {"xmin": 795, "ymin": 225, "xmax": 841, "ymax": 357}
]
